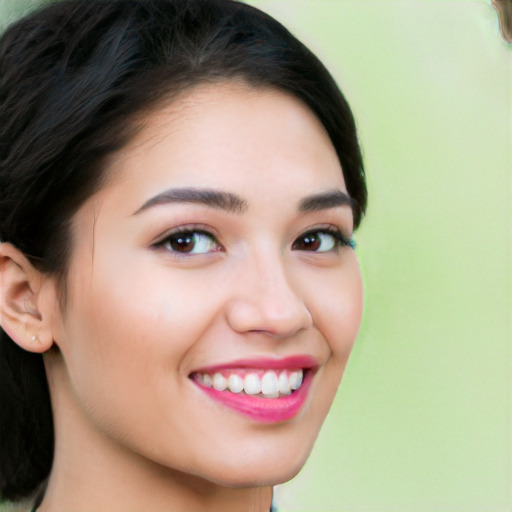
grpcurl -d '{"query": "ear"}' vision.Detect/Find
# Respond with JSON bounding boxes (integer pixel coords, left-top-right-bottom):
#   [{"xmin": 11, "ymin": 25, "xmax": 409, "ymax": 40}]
[{"xmin": 0, "ymin": 242, "xmax": 56, "ymax": 353}]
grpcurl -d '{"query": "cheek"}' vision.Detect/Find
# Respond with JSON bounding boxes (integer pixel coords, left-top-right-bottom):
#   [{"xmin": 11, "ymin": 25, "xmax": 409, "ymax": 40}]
[
  {"xmin": 312, "ymin": 256, "xmax": 363, "ymax": 361},
  {"xmin": 54, "ymin": 256, "xmax": 217, "ymax": 449},
  {"xmin": 61, "ymin": 254, "xmax": 217, "ymax": 384},
  {"xmin": 302, "ymin": 256, "xmax": 362, "ymax": 428}
]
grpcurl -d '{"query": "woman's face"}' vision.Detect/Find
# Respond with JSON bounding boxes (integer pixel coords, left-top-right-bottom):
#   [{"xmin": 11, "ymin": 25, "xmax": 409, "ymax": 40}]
[{"xmin": 49, "ymin": 83, "xmax": 363, "ymax": 486}]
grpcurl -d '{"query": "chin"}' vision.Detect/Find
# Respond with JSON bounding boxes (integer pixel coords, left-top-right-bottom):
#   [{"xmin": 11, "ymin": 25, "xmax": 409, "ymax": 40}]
[
  {"xmin": 202, "ymin": 445, "xmax": 312, "ymax": 489},
  {"xmin": 211, "ymin": 466, "xmax": 305, "ymax": 489}
]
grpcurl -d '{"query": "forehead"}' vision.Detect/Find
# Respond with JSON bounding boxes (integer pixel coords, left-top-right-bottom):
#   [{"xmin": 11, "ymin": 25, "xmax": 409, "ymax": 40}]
[{"xmin": 102, "ymin": 82, "xmax": 346, "ymax": 198}]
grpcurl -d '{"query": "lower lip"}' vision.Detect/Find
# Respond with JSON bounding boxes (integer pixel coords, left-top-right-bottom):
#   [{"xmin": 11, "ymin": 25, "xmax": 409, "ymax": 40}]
[{"xmin": 192, "ymin": 371, "xmax": 313, "ymax": 423}]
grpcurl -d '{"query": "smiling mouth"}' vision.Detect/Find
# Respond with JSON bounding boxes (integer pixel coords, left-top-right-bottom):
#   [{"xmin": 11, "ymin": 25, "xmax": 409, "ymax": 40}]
[
  {"xmin": 189, "ymin": 357, "xmax": 316, "ymax": 423},
  {"xmin": 190, "ymin": 368, "xmax": 305, "ymax": 398}
]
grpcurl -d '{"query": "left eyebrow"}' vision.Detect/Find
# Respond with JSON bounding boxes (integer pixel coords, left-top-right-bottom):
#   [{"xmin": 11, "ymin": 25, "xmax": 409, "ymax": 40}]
[{"xmin": 298, "ymin": 189, "xmax": 357, "ymax": 213}]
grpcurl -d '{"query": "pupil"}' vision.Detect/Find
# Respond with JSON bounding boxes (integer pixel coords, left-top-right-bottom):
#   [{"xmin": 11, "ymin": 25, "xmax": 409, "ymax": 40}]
[
  {"xmin": 172, "ymin": 235, "xmax": 194, "ymax": 252},
  {"xmin": 302, "ymin": 234, "xmax": 320, "ymax": 251}
]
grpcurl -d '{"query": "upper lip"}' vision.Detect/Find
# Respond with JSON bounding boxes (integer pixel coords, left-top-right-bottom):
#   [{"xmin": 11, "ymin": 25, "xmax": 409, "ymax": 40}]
[{"xmin": 190, "ymin": 355, "xmax": 319, "ymax": 374}]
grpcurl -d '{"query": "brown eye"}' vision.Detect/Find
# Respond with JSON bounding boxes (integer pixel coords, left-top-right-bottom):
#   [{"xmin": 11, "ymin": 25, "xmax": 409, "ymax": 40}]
[
  {"xmin": 162, "ymin": 231, "xmax": 219, "ymax": 254},
  {"xmin": 292, "ymin": 231, "xmax": 338, "ymax": 252},
  {"xmin": 169, "ymin": 234, "xmax": 195, "ymax": 252},
  {"xmin": 293, "ymin": 233, "xmax": 321, "ymax": 251}
]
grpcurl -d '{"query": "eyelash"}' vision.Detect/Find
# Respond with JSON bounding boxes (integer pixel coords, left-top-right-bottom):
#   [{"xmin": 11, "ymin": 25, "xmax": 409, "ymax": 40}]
[{"xmin": 152, "ymin": 226, "xmax": 355, "ymax": 256}]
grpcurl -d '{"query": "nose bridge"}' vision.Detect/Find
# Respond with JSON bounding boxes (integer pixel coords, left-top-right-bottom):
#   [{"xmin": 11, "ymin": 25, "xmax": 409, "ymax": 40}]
[{"xmin": 226, "ymin": 245, "xmax": 313, "ymax": 337}]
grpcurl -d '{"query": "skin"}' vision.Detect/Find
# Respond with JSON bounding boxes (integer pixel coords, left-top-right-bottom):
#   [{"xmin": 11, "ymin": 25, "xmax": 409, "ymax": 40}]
[{"xmin": 0, "ymin": 83, "xmax": 363, "ymax": 512}]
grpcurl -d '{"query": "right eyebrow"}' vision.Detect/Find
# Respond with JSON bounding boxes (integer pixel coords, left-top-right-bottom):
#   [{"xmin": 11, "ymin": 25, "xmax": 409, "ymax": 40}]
[{"xmin": 132, "ymin": 187, "xmax": 249, "ymax": 216}]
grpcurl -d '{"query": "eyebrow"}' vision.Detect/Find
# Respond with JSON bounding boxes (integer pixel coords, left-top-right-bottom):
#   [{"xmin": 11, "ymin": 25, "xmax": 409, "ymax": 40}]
[
  {"xmin": 298, "ymin": 189, "xmax": 357, "ymax": 213},
  {"xmin": 133, "ymin": 187, "xmax": 356, "ymax": 216},
  {"xmin": 132, "ymin": 187, "xmax": 248, "ymax": 215}
]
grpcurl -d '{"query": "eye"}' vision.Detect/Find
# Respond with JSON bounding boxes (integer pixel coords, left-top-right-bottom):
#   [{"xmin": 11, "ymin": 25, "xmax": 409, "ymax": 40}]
[
  {"xmin": 292, "ymin": 229, "xmax": 354, "ymax": 252},
  {"xmin": 156, "ymin": 229, "xmax": 221, "ymax": 255}
]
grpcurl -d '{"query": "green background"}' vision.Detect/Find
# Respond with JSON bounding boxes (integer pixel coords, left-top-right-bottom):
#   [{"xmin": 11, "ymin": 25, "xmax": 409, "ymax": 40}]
[{"xmin": 1, "ymin": 1, "xmax": 510, "ymax": 511}]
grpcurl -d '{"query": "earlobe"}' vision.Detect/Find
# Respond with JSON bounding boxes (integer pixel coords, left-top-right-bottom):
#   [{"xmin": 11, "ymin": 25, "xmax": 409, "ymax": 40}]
[{"xmin": 0, "ymin": 242, "xmax": 55, "ymax": 353}]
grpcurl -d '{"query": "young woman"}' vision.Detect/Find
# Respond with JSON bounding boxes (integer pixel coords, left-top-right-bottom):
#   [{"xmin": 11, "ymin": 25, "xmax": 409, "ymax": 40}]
[{"xmin": 0, "ymin": 1, "xmax": 367, "ymax": 510}]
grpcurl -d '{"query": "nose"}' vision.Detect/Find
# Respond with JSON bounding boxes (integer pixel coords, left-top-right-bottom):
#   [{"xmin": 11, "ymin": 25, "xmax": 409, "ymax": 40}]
[{"xmin": 225, "ymin": 253, "xmax": 313, "ymax": 339}]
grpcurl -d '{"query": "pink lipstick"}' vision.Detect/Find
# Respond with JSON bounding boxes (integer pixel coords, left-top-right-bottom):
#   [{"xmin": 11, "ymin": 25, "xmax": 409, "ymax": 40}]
[{"xmin": 190, "ymin": 356, "xmax": 316, "ymax": 423}]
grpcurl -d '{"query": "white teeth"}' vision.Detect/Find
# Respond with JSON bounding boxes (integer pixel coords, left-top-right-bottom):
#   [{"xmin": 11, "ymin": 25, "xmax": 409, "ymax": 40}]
[
  {"xmin": 278, "ymin": 371, "xmax": 292, "ymax": 395},
  {"xmin": 243, "ymin": 373, "xmax": 261, "ymax": 395},
  {"xmin": 213, "ymin": 373, "xmax": 227, "ymax": 391},
  {"xmin": 228, "ymin": 374, "xmax": 244, "ymax": 393},
  {"xmin": 289, "ymin": 370, "xmax": 303, "ymax": 390},
  {"xmin": 198, "ymin": 368, "xmax": 306, "ymax": 397},
  {"xmin": 202, "ymin": 374, "xmax": 213, "ymax": 388},
  {"xmin": 261, "ymin": 371, "xmax": 279, "ymax": 396}
]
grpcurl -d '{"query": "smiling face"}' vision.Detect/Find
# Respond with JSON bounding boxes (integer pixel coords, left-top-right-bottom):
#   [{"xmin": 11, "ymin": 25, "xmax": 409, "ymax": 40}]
[{"xmin": 47, "ymin": 83, "xmax": 363, "ymax": 489}]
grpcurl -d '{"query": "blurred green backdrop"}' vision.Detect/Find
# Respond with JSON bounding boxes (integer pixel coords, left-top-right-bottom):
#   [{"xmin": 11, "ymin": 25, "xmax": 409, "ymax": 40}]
[{"xmin": 1, "ymin": 1, "xmax": 510, "ymax": 511}]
